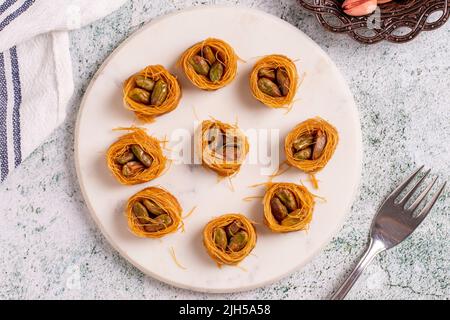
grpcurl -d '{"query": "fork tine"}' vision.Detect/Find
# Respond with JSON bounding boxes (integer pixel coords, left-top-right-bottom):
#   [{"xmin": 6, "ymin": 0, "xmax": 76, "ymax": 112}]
[
  {"xmin": 408, "ymin": 176, "xmax": 438, "ymax": 212},
  {"xmin": 414, "ymin": 182, "xmax": 446, "ymax": 226},
  {"xmin": 399, "ymin": 169, "xmax": 431, "ymax": 206},
  {"xmin": 388, "ymin": 166, "xmax": 424, "ymax": 201}
]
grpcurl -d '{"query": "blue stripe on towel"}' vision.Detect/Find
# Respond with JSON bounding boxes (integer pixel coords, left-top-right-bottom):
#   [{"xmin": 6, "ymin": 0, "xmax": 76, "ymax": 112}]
[
  {"xmin": 0, "ymin": 0, "xmax": 17, "ymax": 16},
  {"xmin": 0, "ymin": 52, "xmax": 9, "ymax": 181},
  {"xmin": 0, "ymin": 0, "xmax": 35, "ymax": 32},
  {"xmin": 10, "ymin": 46, "xmax": 21, "ymax": 167}
]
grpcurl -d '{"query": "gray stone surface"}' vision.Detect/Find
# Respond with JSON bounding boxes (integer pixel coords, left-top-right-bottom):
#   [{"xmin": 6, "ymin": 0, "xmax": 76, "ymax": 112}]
[{"xmin": 0, "ymin": 0, "xmax": 449, "ymax": 300}]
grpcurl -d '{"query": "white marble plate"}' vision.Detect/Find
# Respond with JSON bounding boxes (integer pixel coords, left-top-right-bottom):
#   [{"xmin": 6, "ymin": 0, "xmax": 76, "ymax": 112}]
[{"xmin": 75, "ymin": 6, "xmax": 362, "ymax": 293}]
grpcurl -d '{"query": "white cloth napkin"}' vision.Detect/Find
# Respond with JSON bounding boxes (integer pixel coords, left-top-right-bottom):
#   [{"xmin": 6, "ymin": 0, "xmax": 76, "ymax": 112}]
[{"xmin": 0, "ymin": 0, "xmax": 126, "ymax": 182}]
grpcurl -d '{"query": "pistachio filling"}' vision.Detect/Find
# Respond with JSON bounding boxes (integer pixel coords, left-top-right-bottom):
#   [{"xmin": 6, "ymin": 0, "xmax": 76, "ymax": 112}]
[
  {"xmin": 257, "ymin": 67, "xmax": 290, "ymax": 97},
  {"xmin": 189, "ymin": 46, "xmax": 224, "ymax": 83},
  {"xmin": 206, "ymin": 125, "xmax": 241, "ymax": 163},
  {"xmin": 128, "ymin": 75, "xmax": 168, "ymax": 106},
  {"xmin": 213, "ymin": 220, "xmax": 249, "ymax": 252},
  {"xmin": 292, "ymin": 130, "xmax": 327, "ymax": 161},
  {"xmin": 270, "ymin": 188, "xmax": 300, "ymax": 225},
  {"xmin": 116, "ymin": 144, "xmax": 153, "ymax": 177},
  {"xmin": 132, "ymin": 199, "xmax": 172, "ymax": 232}
]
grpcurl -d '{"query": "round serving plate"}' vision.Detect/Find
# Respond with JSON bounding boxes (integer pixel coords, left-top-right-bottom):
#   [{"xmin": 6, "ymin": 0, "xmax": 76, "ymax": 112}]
[{"xmin": 75, "ymin": 6, "xmax": 362, "ymax": 293}]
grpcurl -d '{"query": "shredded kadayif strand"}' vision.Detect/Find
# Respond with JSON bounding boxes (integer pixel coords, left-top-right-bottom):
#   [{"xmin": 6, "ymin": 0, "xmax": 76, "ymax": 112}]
[
  {"xmin": 250, "ymin": 54, "xmax": 298, "ymax": 109},
  {"xmin": 106, "ymin": 127, "xmax": 166, "ymax": 185},
  {"xmin": 179, "ymin": 38, "xmax": 238, "ymax": 90},
  {"xmin": 123, "ymin": 65, "xmax": 182, "ymax": 122},
  {"xmin": 263, "ymin": 182, "xmax": 315, "ymax": 233},
  {"xmin": 285, "ymin": 117, "xmax": 338, "ymax": 173},
  {"xmin": 203, "ymin": 213, "xmax": 256, "ymax": 266},
  {"xmin": 126, "ymin": 187, "xmax": 182, "ymax": 238}
]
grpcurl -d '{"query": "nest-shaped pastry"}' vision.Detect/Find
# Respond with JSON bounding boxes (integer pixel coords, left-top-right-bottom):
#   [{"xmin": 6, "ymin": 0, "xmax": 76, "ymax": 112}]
[
  {"xmin": 106, "ymin": 127, "xmax": 166, "ymax": 185},
  {"xmin": 285, "ymin": 117, "xmax": 338, "ymax": 173},
  {"xmin": 249, "ymin": 54, "xmax": 298, "ymax": 109},
  {"xmin": 203, "ymin": 213, "xmax": 256, "ymax": 266},
  {"xmin": 179, "ymin": 38, "xmax": 238, "ymax": 91},
  {"xmin": 197, "ymin": 119, "xmax": 249, "ymax": 177},
  {"xmin": 126, "ymin": 187, "xmax": 182, "ymax": 238},
  {"xmin": 263, "ymin": 182, "xmax": 315, "ymax": 233},
  {"xmin": 123, "ymin": 65, "xmax": 182, "ymax": 123}
]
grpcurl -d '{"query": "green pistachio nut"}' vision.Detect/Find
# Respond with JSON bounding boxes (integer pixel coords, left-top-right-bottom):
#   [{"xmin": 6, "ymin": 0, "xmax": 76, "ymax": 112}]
[
  {"xmin": 189, "ymin": 55, "xmax": 210, "ymax": 76},
  {"xmin": 135, "ymin": 75, "xmax": 155, "ymax": 92},
  {"xmin": 312, "ymin": 130, "xmax": 327, "ymax": 160},
  {"xmin": 202, "ymin": 46, "xmax": 216, "ymax": 64},
  {"xmin": 293, "ymin": 147, "xmax": 312, "ymax": 161},
  {"xmin": 270, "ymin": 197, "xmax": 289, "ymax": 223},
  {"xmin": 116, "ymin": 151, "xmax": 135, "ymax": 165},
  {"xmin": 257, "ymin": 77, "xmax": 282, "ymax": 97},
  {"xmin": 213, "ymin": 227, "xmax": 228, "ymax": 250},
  {"xmin": 122, "ymin": 161, "xmax": 145, "ymax": 177},
  {"xmin": 128, "ymin": 88, "xmax": 150, "ymax": 104},
  {"xmin": 142, "ymin": 199, "xmax": 165, "ymax": 216},
  {"xmin": 225, "ymin": 220, "xmax": 242, "ymax": 238},
  {"xmin": 130, "ymin": 144, "xmax": 153, "ymax": 168},
  {"xmin": 281, "ymin": 216, "xmax": 301, "ymax": 227},
  {"xmin": 258, "ymin": 68, "xmax": 276, "ymax": 81},
  {"xmin": 292, "ymin": 134, "xmax": 314, "ymax": 152},
  {"xmin": 275, "ymin": 188, "xmax": 297, "ymax": 212},
  {"xmin": 276, "ymin": 68, "xmax": 290, "ymax": 96},
  {"xmin": 150, "ymin": 80, "xmax": 168, "ymax": 106},
  {"xmin": 209, "ymin": 62, "xmax": 224, "ymax": 83},
  {"xmin": 155, "ymin": 214, "xmax": 172, "ymax": 226},
  {"xmin": 228, "ymin": 231, "xmax": 249, "ymax": 252},
  {"xmin": 144, "ymin": 222, "xmax": 165, "ymax": 233}
]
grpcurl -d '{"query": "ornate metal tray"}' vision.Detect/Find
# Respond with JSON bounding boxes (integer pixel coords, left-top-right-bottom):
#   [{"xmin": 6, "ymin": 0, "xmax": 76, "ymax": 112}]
[{"xmin": 297, "ymin": 0, "xmax": 450, "ymax": 44}]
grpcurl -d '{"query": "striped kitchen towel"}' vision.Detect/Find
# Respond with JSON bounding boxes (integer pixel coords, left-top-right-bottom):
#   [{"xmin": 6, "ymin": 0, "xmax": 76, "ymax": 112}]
[{"xmin": 0, "ymin": 0, "xmax": 126, "ymax": 182}]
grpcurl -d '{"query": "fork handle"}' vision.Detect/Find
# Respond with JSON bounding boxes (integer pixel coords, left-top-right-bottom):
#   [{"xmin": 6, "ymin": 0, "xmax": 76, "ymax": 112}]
[{"xmin": 330, "ymin": 238, "xmax": 385, "ymax": 300}]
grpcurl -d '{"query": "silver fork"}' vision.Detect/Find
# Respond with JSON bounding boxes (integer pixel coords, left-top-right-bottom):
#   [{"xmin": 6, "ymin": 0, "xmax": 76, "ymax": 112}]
[{"xmin": 330, "ymin": 166, "xmax": 446, "ymax": 300}]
